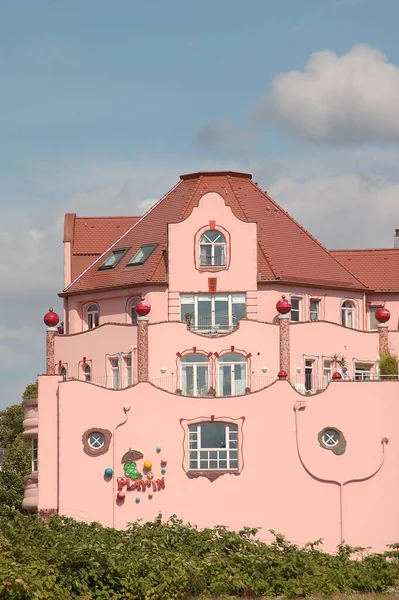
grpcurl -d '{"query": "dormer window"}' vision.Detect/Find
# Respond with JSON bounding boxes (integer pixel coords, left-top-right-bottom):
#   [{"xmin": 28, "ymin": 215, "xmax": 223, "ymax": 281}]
[
  {"xmin": 199, "ymin": 231, "xmax": 226, "ymax": 267},
  {"xmin": 87, "ymin": 304, "xmax": 99, "ymax": 329},
  {"xmin": 127, "ymin": 244, "xmax": 157, "ymax": 266},
  {"xmin": 98, "ymin": 249, "xmax": 128, "ymax": 270}
]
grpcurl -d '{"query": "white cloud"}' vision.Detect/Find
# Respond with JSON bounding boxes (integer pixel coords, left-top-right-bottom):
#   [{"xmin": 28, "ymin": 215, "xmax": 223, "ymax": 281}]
[
  {"xmin": 268, "ymin": 172, "xmax": 399, "ymax": 249},
  {"xmin": 253, "ymin": 44, "xmax": 399, "ymax": 144}
]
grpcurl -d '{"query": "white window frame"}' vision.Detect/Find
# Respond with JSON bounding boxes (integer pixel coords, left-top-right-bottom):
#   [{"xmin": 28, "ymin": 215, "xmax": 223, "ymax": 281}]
[
  {"xmin": 86, "ymin": 304, "xmax": 99, "ymax": 329},
  {"xmin": 109, "ymin": 357, "xmax": 120, "ymax": 389},
  {"xmin": 304, "ymin": 359, "xmax": 314, "ymax": 392},
  {"xmin": 341, "ymin": 301, "xmax": 355, "ymax": 328},
  {"xmin": 369, "ymin": 306, "xmax": 380, "ymax": 331},
  {"xmin": 218, "ymin": 353, "xmax": 247, "ymax": 396},
  {"xmin": 199, "ymin": 231, "xmax": 226, "ymax": 267},
  {"xmin": 290, "ymin": 296, "xmax": 302, "ymax": 322},
  {"xmin": 188, "ymin": 422, "xmax": 238, "ymax": 471},
  {"xmin": 88, "ymin": 432, "xmax": 105, "ymax": 450},
  {"xmin": 123, "ymin": 354, "xmax": 132, "ymax": 387},
  {"xmin": 323, "ymin": 360, "xmax": 332, "ymax": 388},
  {"xmin": 354, "ymin": 363, "xmax": 373, "ymax": 380},
  {"xmin": 181, "ymin": 354, "xmax": 209, "ymax": 396},
  {"xmin": 180, "ymin": 293, "xmax": 246, "ymax": 332},
  {"xmin": 32, "ymin": 437, "xmax": 38, "ymax": 472},
  {"xmin": 309, "ymin": 299, "xmax": 320, "ymax": 321},
  {"xmin": 129, "ymin": 298, "xmax": 140, "ymax": 325}
]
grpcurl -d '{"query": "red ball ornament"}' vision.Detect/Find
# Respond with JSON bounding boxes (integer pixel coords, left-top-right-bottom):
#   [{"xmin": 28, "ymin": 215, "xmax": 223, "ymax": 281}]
[
  {"xmin": 278, "ymin": 370, "xmax": 288, "ymax": 379},
  {"xmin": 117, "ymin": 492, "xmax": 125, "ymax": 501},
  {"xmin": 43, "ymin": 308, "xmax": 59, "ymax": 327},
  {"xmin": 135, "ymin": 298, "xmax": 151, "ymax": 317},
  {"xmin": 276, "ymin": 295, "xmax": 292, "ymax": 315},
  {"xmin": 375, "ymin": 307, "xmax": 390, "ymax": 324},
  {"xmin": 332, "ymin": 372, "xmax": 342, "ymax": 380}
]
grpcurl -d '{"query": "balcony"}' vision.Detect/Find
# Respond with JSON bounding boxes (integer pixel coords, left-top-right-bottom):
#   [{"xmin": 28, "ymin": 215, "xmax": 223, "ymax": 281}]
[{"xmin": 185, "ymin": 315, "xmax": 240, "ymax": 336}]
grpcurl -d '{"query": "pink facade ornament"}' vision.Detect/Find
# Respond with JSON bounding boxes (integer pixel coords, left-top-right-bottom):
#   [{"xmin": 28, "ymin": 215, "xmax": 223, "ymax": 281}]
[{"xmin": 278, "ymin": 315, "xmax": 290, "ymax": 376}]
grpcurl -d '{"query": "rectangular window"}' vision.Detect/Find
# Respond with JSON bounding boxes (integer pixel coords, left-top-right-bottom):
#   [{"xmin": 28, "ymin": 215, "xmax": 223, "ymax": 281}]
[
  {"xmin": 180, "ymin": 294, "xmax": 246, "ymax": 331},
  {"xmin": 354, "ymin": 363, "xmax": 373, "ymax": 380},
  {"xmin": 124, "ymin": 355, "xmax": 132, "ymax": 387},
  {"xmin": 305, "ymin": 360, "xmax": 314, "ymax": 392},
  {"xmin": 110, "ymin": 358, "xmax": 120, "ymax": 389},
  {"xmin": 127, "ymin": 244, "xmax": 158, "ymax": 266},
  {"xmin": 188, "ymin": 422, "xmax": 238, "ymax": 470},
  {"xmin": 323, "ymin": 360, "xmax": 332, "ymax": 388},
  {"xmin": 290, "ymin": 297, "xmax": 301, "ymax": 322},
  {"xmin": 309, "ymin": 299, "xmax": 320, "ymax": 321},
  {"xmin": 32, "ymin": 438, "xmax": 38, "ymax": 472},
  {"xmin": 98, "ymin": 249, "xmax": 128, "ymax": 270},
  {"xmin": 369, "ymin": 307, "xmax": 379, "ymax": 331}
]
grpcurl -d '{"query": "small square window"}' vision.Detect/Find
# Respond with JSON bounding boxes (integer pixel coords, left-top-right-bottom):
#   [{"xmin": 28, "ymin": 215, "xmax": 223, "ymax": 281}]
[
  {"xmin": 309, "ymin": 299, "xmax": 320, "ymax": 321},
  {"xmin": 98, "ymin": 249, "xmax": 128, "ymax": 270},
  {"xmin": 127, "ymin": 244, "xmax": 158, "ymax": 266}
]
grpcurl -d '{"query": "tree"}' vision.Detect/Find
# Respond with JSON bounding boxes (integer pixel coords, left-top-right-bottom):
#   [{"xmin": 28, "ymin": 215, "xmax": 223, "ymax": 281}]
[{"xmin": 0, "ymin": 382, "xmax": 37, "ymax": 509}]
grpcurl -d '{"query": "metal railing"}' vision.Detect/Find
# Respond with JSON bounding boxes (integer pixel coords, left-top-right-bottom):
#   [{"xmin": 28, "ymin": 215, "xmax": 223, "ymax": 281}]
[
  {"xmin": 186, "ymin": 315, "xmax": 240, "ymax": 334},
  {"xmin": 65, "ymin": 376, "xmax": 134, "ymax": 390}
]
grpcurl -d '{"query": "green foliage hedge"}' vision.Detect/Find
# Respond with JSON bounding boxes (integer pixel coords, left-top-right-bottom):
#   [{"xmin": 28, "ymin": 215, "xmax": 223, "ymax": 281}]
[{"xmin": 1, "ymin": 508, "xmax": 399, "ymax": 599}]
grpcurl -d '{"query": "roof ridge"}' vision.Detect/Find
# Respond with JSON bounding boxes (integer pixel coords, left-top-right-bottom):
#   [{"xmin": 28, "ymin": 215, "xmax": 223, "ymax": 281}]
[
  {"xmin": 64, "ymin": 180, "xmax": 181, "ymax": 292},
  {"xmin": 75, "ymin": 215, "xmax": 140, "ymax": 220},
  {"xmin": 331, "ymin": 248, "xmax": 398, "ymax": 253},
  {"xmin": 247, "ymin": 179, "xmax": 368, "ymax": 289}
]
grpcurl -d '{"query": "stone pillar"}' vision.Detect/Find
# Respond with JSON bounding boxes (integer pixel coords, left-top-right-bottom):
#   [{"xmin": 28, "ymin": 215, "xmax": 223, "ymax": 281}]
[
  {"xmin": 137, "ymin": 317, "xmax": 149, "ymax": 382},
  {"xmin": 378, "ymin": 323, "xmax": 389, "ymax": 356},
  {"xmin": 46, "ymin": 328, "xmax": 57, "ymax": 375},
  {"xmin": 279, "ymin": 315, "xmax": 290, "ymax": 377}
]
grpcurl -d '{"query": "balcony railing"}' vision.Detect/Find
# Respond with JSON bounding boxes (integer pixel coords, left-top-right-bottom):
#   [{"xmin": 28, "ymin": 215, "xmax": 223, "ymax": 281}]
[{"xmin": 185, "ymin": 315, "xmax": 240, "ymax": 335}]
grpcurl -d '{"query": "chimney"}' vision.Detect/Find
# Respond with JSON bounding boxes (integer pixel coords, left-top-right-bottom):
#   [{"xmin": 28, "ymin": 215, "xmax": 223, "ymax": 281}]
[{"xmin": 395, "ymin": 229, "xmax": 399, "ymax": 248}]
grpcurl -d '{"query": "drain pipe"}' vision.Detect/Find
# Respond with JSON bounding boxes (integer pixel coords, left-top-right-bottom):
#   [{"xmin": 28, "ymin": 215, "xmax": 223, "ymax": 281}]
[
  {"xmin": 112, "ymin": 406, "xmax": 130, "ymax": 528},
  {"xmin": 294, "ymin": 402, "xmax": 388, "ymax": 543}
]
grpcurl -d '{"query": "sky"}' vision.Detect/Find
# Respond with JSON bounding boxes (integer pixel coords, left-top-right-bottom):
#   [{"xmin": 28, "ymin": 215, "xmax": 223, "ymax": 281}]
[{"xmin": 1, "ymin": 0, "xmax": 399, "ymax": 407}]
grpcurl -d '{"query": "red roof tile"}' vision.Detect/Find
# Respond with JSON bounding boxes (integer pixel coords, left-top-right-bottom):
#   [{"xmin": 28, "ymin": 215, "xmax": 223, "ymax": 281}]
[
  {"xmin": 63, "ymin": 172, "xmax": 367, "ymax": 295},
  {"xmin": 72, "ymin": 216, "xmax": 140, "ymax": 254},
  {"xmin": 331, "ymin": 249, "xmax": 399, "ymax": 292}
]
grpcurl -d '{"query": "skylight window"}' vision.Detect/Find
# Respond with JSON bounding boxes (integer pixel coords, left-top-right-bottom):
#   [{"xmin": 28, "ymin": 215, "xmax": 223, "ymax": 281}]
[
  {"xmin": 127, "ymin": 244, "xmax": 157, "ymax": 266},
  {"xmin": 98, "ymin": 249, "xmax": 128, "ymax": 270}
]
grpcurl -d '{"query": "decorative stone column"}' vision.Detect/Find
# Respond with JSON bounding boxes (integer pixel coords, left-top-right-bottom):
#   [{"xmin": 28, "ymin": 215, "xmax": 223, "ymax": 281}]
[
  {"xmin": 375, "ymin": 306, "xmax": 390, "ymax": 356},
  {"xmin": 135, "ymin": 298, "xmax": 151, "ymax": 383},
  {"xmin": 276, "ymin": 295, "xmax": 292, "ymax": 378},
  {"xmin": 43, "ymin": 308, "xmax": 59, "ymax": 375}
]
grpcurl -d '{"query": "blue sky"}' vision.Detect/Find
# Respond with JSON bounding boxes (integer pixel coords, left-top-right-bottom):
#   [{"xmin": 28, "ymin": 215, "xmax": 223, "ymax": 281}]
[{"xmin": 1, "ymin": 0, "xmax": 399, "ymax": 406}]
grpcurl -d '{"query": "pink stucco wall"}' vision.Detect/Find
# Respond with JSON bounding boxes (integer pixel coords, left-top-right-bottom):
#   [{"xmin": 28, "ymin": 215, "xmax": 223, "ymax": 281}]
[{"xmin": 37, "ymin": 375, "xmax": 399, "ymax": 553}]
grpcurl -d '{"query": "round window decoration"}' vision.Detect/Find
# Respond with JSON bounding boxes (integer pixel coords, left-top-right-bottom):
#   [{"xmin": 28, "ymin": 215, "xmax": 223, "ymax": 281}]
[
  {"xmin": 318, "ymin": 427, "xmax": 346, "ymax": 455},
  {"xmin": 82, "ymin": 428, "xmax": 112, "ymax": 457},
  {"xmin": 88, "ymin": 432, "xmax": 105, "ymax": 450}
]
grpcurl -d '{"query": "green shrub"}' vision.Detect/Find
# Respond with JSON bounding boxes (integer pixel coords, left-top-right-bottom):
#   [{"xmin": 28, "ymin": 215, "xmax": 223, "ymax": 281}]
[
  {"xmin": 378, "ymin": 353, "xmax": 398, "ymax": 379},
  {"xmin": 0, "ymin": 508, "xmax": 399, "ymax": 598}
]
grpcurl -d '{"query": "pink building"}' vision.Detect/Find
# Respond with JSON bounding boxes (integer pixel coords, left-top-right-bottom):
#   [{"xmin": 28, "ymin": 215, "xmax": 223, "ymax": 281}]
[{"xmin": 23, "ymin": 171, "xmax": 399, "ymax": 552}]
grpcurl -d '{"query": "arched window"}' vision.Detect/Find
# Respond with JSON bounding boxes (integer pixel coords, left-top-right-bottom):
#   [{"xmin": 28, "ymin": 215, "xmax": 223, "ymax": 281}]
[
  {"xmin": 181, "ymin": 354, "xmax": 209, "ymax": 396},
  {"xmin": 86, "ymin": 304, "xmax": 99, "ymax": 329},
  {"xmin": 218, "ymin": 353, "xmax": 247, "ymax": 396},
  {"xmin": 199, "ymin": 230, "xmax": 226, "ymax": 267},
  {"xmin": 83, "ymin": 364, "xmax": 91, "ymax": 382},
  {"xmin": 60, "ymin": 366, "xmax": 67, "ymax": 380},
  {"xmin": 341, "ymin": 301, "xmax": 355, "ymax": 328},
  {"xmin": 129, "ymin": 298, "xmax": 140, "ymax": 325}
]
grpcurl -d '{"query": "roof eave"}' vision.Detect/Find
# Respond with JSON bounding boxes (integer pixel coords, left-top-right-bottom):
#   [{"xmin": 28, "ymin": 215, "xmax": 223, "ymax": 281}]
[
  {"xmin": 258, "ymin": 278, "xmax": 368, "ymax": 292},
  {"xmin": 58, "ymin": 280, "xmax": 168, "ymax": 298}
]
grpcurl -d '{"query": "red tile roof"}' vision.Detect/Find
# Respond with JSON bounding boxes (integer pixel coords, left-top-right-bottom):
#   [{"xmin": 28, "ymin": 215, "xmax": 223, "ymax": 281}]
[
  {"xmin": 63, "ymin": 172, "xmax": 367, "ymax": 295},
  {"xmin": 73, "ymin": 216, "xmax": 140, "ymax": 254},
  {"xmin": 331, "ymin": 249, "xmax": 399, "ymax": 292}
]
